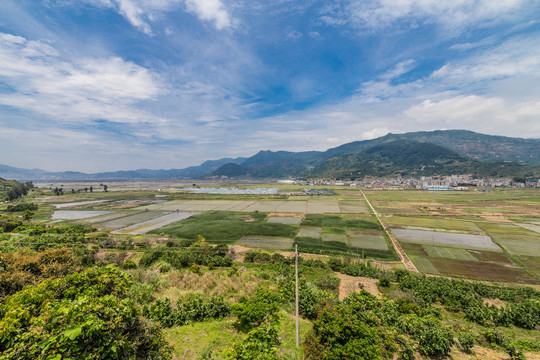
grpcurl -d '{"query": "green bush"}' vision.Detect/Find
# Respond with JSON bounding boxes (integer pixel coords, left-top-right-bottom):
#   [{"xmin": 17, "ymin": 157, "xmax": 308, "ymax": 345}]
[
  {"xmin": 6, "ymin": 202, "xmax": 38, "ymax": 212},
  {"xmin": 0, "ymin": 266, "xmax": 171, "ymax": 359},
  {"xmin": 231, "ymin": 288, "xmax": 280, "ymax": 332},
  {"xmin": 417, "ymin": 317, "xmax": 454, "ymax": 357},
  {"xmin": 457, "ymin": 330, "xmax": 475, "ymax": 352},
  {"xmin": 226, "ymin": 323, "xmax": 280, "ymax": 360}
]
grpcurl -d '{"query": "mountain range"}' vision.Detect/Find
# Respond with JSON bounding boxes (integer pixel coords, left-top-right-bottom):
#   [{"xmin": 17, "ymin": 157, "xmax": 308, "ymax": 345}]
[{"xmin": 1, "ymin": 130, "xmax": 539, "ymax": 181}]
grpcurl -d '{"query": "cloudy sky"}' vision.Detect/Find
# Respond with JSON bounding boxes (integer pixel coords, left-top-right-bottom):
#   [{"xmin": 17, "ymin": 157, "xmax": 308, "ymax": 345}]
[{"xmin": 1, "ymin": 0, "xmax": 539, "ymax": 172}]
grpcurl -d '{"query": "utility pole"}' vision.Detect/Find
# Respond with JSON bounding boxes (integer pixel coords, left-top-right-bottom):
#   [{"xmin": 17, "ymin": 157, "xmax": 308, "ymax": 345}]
[{"xmin": 295, "ymin": 242, "xmax": 299, "ymax": 349}]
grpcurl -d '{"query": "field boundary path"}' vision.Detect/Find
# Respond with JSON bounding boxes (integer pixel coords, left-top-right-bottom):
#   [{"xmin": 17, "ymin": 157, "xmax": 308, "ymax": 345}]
[{"xmin": 361, "ymin": 190, "xmax": 419, "ymax": 273}]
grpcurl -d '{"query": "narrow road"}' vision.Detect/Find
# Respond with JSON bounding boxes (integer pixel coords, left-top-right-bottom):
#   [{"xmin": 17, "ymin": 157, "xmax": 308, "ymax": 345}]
[{"xmin": 361, "ymin": 190, "xmax": 419, "ymax": 273}]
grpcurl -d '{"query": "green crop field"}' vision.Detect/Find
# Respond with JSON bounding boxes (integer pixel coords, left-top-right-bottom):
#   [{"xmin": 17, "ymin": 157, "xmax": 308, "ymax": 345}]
[
  {"xmin": 347, "ymin": 234, "xmax": 389, "ymax": 251},
  {"xmin": 150, "ymin": 210, "xmax": 298, "ymax": 242},
  {"xmin": 382, "ymin": 215, "xmax": 483, "ymax": 232},
  {"xmin": 478, "ymin": 222, "xmax": 540, "ymax": 256},
  {"xmin": 237, "ymin": 236, "xmax": 294, "ymax": 250},
  {"xmin": 422, "ymin": 245, "xmax": 479, "ymax": 261},
  {"xmin": 297, "ymin": 227, "xmax": 322, "ymax": 239}
]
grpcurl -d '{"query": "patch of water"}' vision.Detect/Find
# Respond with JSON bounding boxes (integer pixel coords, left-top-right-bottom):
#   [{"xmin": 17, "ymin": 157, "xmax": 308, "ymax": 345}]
[{"xmin": 52, "ymin": 210, "xmax": 112, "ymax": 220}]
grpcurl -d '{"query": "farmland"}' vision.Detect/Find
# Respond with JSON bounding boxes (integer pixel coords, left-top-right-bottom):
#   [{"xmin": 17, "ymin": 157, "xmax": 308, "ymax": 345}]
[
  {"xmin": 1, "ymin": 181, "xmax": 540, "ymax": 359},
  {"xmin": 24, "ymin": 183, "xmax": 540, "ymax": 282}
]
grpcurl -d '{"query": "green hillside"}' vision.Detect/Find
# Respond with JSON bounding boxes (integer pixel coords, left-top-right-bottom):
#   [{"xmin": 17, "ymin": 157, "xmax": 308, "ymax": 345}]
[
  {"xmin": 0, "ymin": 178, "xmax": 34, "ymax": 202},
  {"xmin": 308, "ymin": 140, "xmax": 540, "ymax": 179}
]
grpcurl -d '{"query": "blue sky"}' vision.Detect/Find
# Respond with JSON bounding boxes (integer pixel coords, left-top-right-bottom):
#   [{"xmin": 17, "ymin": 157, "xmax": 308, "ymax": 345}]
[{"xmin": 1, "ymin": 0, "xmax": 540, "ymax": 172}]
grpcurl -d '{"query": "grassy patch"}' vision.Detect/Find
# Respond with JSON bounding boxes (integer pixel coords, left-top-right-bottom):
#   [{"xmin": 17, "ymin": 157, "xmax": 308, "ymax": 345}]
[{"xmin": 164, "ymin": 317, "xmax": 243, "ymax": 359}]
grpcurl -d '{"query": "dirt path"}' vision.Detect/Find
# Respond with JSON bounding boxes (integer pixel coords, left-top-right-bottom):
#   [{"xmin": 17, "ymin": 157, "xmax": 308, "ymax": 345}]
[
  {"xmin": 361, "ymin": 190, "xmax": 419, "ymax": 273},
  {"xmin": 337, "ymin": 273, "xmax": 382, "ymax": 300}
]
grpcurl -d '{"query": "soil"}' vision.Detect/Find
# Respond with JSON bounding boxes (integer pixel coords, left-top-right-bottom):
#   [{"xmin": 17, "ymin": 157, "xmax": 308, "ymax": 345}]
[
  {"xmin": 337, "ymin": 273, "xmax": 381, "ymax": 300},
  {"xmin": 483, "ymin": 298, "xmax": 505, "ymax": 308}
]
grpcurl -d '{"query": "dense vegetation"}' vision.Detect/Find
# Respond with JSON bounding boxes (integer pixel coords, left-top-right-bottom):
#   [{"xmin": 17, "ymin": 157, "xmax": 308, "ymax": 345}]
[{"xmin": 0, "ymin": 178, "xmax": 34, "ymax": 201}]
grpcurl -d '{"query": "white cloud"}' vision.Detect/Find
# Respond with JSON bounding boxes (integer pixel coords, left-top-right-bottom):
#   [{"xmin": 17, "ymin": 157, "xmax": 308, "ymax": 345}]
[
  {"xmin": 184, "ymin": 0, "xmax": 232, "ymax": 29},
  {"xmin": 403, "ymin": 95, "xmax": 540, "ymax": 135},
  {"xmin": 431, "ymin": 35, "xmax": 540, "ymax": 83},
  {"xmin": 0, "ymin": 32, "xmax": 163, "ymax": 123},
  {"xmin": 348, "ymin": 0, "xmax": 529, "ymax": 32},
  {"xmin": 79, "ymin": 0, "xmax": 234, "ymax": 33},
  {"xmin": 380, "ymin": 59, "xmax": 415, "ymax": 80}
]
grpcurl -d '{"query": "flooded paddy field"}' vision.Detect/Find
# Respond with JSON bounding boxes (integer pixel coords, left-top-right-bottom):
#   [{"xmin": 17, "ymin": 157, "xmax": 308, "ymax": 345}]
[
  {"xmin": 53, "ymin": 200, "xmax": 111, "ymax": 208},
  {"xmin": 94, "ymin": 211, "xmax": 169, "ymax": 230},
  {"xmin": 51, "ymin": 210, "xmax": 112, "ymax": 220},
  {"xmin": 112, "ymin": 212, "xmax": 198, "ymax": 235}
]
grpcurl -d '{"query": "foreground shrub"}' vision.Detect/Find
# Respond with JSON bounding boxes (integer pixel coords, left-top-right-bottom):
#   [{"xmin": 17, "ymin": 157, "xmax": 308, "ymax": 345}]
[
  {"xmin": 0, "ymin": 266, "xmax": 171, "ymax": 360},
  {"xmin": 0, "ymin": 247, "xmax": 86, "ymax": 300},
  {"xmin": 226, "ymin": 323, "xmax": 280, "ymax": 360},
  {"xmin": 231, "ymin": 288, "xmax": 280, "ymax": 332}
]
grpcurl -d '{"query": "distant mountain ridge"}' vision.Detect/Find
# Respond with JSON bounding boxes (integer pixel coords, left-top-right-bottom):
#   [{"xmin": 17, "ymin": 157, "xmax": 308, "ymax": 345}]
[{"xmin": 2, "ymin": 130, "xmax": 539, "ymax": 181}]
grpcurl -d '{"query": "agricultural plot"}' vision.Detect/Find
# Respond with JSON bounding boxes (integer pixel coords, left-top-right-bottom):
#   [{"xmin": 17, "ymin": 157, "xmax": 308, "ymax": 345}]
[
  {"xmin": 95, "ymin": 211, "xmax": 169, "ymax": 230},
  {"xmin": 237, "ymin": 236, "xmax": 293, "ymax": 250},
  {"xmin": 514, "ymin": 222, "xmax": 540, "ymax": 234},
  {"xmin": 322, "ymin": 233, "xmax": 347, "ymax": 243},
  {"xmin": 296, "ymin": 227, "xmax": 323, "ymax": 239},
  {"xmin": 370, "ymin": 201, "xmax": 424, "ymax": 215},
  {"xmin": 150, "ymin": 211, "xmax": 297, "ymax": 242},
  {"xmin": 337, "ymin": 200, "xmax": 368, "ymax": 214},
  {"xmin": 77, "ymin": 210, "xmax": 135, "ymax": 224},
  {"xmin": 51, "ymin": 210, "xmax": 112, "ymax": 220},
  {"xmin": 382, "ymin": 216, "xmax": 483, "ymax": 232},
  {"xmin": 306, "ymin": 201, "xmax": 340, "ymax": 213},
  {"xmin": 275, "ymin": 201, "xmax": 307, "ymax": 213},
  {"xmin": 243, "ymin": 201, "xmax": 283, "ymax": 212},
  {"xmin": 112, "ymin": 212, "xmax": 198, "ymax": 235},
  {"xmin": 467, "ymin": 250, "xmax": 516, "ymax": 265},
  {"xmin": 477, "ymin": 222, "xmax": 540, "ymax": 256},
  {"xmin": 53, "ymin": 200, "xmax": 110, "ymax": 208},
  {"xmin": 410, "ymin": 257, "xmax": 441, "ymax": 275},
  {"xmin": 141, "ymin": 199, "xmax": 366, "ymax": 214},
  {"xmin": 266, "ymin": 216, "xmax": 303, "ymax": 225},
  {"xmin": 392, "ymin": 228, "xmax": 502, "ymax": 251},
  {"xmin": 422, "ymin": 245, "xmax": 478, "ymax": 262},
  {"xmin": 427, "ymin": 258, "xmax": 536, "ymax": 283},
  {"xmin": 346, "ymin": 231, "xmax": 388, "ymax": 251}
]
